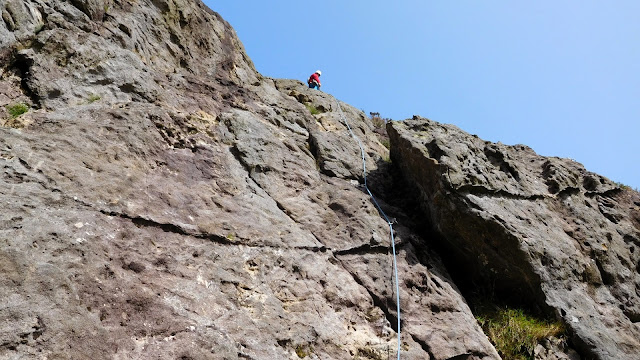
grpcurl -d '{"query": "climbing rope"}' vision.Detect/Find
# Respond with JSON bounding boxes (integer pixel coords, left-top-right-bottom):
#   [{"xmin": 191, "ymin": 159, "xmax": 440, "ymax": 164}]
[{"xmin": 333, "ymin": 97, "xmax": 402, "ymax": 360}]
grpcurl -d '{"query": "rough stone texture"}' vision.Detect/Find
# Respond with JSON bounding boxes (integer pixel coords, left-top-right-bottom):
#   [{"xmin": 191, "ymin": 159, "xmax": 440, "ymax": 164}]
[
  {"xmin": 1, "ymin": 1, "xmax": 500, "ymax": 359},
  {"xmin": 389, "ymin": 117, "xmax": 640, "ymax": 360},
  {"xmin": 534, "ymin": 337, "xmax": 581, "ymax": 360}
]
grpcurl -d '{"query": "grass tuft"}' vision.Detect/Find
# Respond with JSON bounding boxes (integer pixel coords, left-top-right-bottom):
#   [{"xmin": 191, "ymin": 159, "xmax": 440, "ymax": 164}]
[
  {"xmin": 6, "ymin": 103, "xmax": 30, "ymax": 118},
  {"xmin": 476, "ymin": 308, "xmax": 565, "ymax": 360}
]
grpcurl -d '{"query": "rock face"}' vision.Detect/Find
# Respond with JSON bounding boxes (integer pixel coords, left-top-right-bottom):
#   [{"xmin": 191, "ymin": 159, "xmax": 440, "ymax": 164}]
[
  {"xmin": 1, "ymin": 1, "xmax": 502, "ymax": 359},
  {"xmin": 388, "ymin": 118, "xmax": 640, "ymax": 360},
  {"xmin": 2, "ymin": 0, "xmax": 638, "ymax": 359}
]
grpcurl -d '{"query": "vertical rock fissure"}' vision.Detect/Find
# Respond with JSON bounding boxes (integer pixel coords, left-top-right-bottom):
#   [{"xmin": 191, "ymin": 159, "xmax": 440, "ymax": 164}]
[{"xmin": 12, "ymin": 50, "xmax": 39, "ymax": 108}]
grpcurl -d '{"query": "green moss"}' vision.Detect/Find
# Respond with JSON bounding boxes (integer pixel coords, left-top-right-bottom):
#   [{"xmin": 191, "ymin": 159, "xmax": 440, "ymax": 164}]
[
  {"xmin": 476, "ymin": 308, "xmax": 565, "ymax": 360},
  {"xmin": 88, "ymin": 94, "xmax": 101, "ymax": 103},
  {"xmin": 6, "ymin": 103, "xmax": 29, "ymax": 118},
  {"xmin": 295, "ymin": 344, "xmax": 312, "ymax": 358},
  {"xmin": 304, "ymin": 103, "xmax": 321, "ymax": 115}
]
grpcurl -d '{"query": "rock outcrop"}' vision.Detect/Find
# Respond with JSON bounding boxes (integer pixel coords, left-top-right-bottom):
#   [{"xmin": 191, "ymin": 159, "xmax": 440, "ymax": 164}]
[
  {"xmin": 2, "ymin": 0, "xmax": 639, "ymax": 359},
  {"xmin": 388, "ymin": 118, "xmax": 640, "ymax": 360},
  {"xmin": 1, "ymin": 0, "xmax": 502, "ymax": 359}
]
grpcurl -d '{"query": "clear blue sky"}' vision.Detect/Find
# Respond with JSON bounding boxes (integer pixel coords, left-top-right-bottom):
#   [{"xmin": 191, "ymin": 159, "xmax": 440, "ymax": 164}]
[{"xmin": 206, "ymin": 1, "xmax": 639, "ymax": 190}]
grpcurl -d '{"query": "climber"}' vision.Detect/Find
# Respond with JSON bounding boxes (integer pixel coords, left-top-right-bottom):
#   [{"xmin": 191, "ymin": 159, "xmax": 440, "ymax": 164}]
[{"xmin": 308, "ymin": 70, "xmax": 321, "ymax": 90}]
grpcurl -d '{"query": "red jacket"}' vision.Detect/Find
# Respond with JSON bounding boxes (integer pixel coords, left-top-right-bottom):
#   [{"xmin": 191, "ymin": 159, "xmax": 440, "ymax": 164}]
[{"xmin": 308, "ymin": 73, "xmax": 321, "ymax": 85}]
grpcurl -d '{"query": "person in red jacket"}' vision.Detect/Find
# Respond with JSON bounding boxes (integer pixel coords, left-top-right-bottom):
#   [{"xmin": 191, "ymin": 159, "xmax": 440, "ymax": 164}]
[{"xmin": 308, "ymin": 70, "xmax": 321, "ymax": 90}]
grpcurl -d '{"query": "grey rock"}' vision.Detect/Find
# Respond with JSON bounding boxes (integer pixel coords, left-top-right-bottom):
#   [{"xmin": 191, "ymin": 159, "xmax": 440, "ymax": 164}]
[
  {"xmin": 534, "ymin": 337, "xmax": 581, "ymax": 360},
  {"xmin": 389, "ymin": 117, "xmax": 640, "ymax": 360},
  {"xmin": 0, "ymin": 1, "xmax": 499, "ymax": 359},
  {"xmin": 69, "ymin": 0, "xmax": 109, "ymax": 21},
  {"xmin": 275, "ymin": 78, "xmax": 389, "ymax": 180},
  {"xmin": 0, "ymin": 0, "xmax": 43, "ymax": 45}
]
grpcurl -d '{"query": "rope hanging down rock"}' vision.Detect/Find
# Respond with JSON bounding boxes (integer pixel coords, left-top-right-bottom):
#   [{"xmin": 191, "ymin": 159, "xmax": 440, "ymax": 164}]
[{"xmin": 332, "ymin": 97, "xmax": 402, "ymax": 360}]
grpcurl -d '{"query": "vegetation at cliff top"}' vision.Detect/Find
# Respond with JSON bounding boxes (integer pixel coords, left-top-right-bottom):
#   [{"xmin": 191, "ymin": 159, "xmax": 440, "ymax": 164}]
[
  {"xmin": 369, "ymin": 111, "xmax": 391, "ymax": 152},
  {"xmin": 476, "ymin": 307, "xmax": 566, "ymax": 360},
  {"xmin": 615, "ymin": 181, "xmax": 638, "ymax": 192},
  {"xmin": 369, "ymin": 111, "xmax": 391, "ymax": 130}
]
